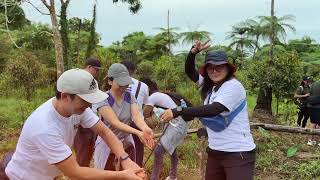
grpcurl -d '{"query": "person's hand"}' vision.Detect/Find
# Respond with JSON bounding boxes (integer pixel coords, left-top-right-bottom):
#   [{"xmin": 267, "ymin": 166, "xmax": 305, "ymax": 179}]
[
  {"xmin": 120, "ymin": 168, "xmax": 145, "ymax": 180},
  {"xmin": 138, "ymin": 129, "xmax": 155, "ymax": 149},
  {"xmin": 142, "ymin": 127, "xmax": 155, "ymax": 149},
  {"xmin": 305, "ymin": 93, "xmax": 310, "ymax": 97},
  {"xmin": 121, "ymin": 159, "xmax": 146, "ymax": 179},
  {"xmin": 191, "ymin": 40, "xmax": 211, "ymax": 54},
  {"xmin": 160, "ymin": 109, "xmax": 174, "ymax": 122},
  {"xmin": 121, "ymin": 158, "xmax": 140, "ymax": 170}
]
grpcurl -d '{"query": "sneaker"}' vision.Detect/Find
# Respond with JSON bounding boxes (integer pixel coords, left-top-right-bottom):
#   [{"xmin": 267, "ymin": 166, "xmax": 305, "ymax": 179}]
[
  {"xmin": 307, "ymin": 140, "xmax": 317, "ymax": 146},
  {"xmin": 165, "ymin": 177, "xmax": 177, "ymax": 180}
]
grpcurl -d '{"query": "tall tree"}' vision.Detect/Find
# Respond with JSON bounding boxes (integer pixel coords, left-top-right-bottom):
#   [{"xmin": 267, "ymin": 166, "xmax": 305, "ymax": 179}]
[
  {"xmin": 253, "ymin": 0, "xmax": 296, "ymax": 115},
  {"xmin": 59, "ymin": 0, "xmax": 71, "ymax": 69},
  {"xmin": 85, "ymin": 3, "xmax": 97, "ymax": 59},
  {"xmin": 40, "ymin": 0, "xmax": 64, "ymax": 78},
  {"xmin": 37, "ymin": 0, "xmax": 143, "ymax": 78}
]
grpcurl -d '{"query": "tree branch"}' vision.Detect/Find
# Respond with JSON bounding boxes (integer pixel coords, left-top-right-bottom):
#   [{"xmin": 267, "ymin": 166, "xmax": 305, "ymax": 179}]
[
  {"xmin": 40, "ymin": 0, "xmax": 50, "ymax": 9},
  {"xmin": 24, "ymin": 0, "xmax": 50, "ymax": 15},
  {"xmin": 60, "ymin": 0, "xmax": 71, "ymax": 4},
  {"xmin": 3, "ymin": 0, "xmax": 21, "ymax": 48}
]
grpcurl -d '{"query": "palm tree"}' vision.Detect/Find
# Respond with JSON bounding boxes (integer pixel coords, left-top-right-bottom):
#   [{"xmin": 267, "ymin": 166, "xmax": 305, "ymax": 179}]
[
  {"xmin": 258, "ymin": 15, "xmax": 296, "ymax": 47},
  {"xmin": 242, "ymin": 18, "xmax": 266, "ymax": 57},
  {"xmin": 179, "ymin": 29, "xmax": 211, "ymax": 46},
  {"xmin": 153, "ymin": 27, "xmax": 180, "ymax": 55},
  {"xmin": 226, "ymin": 24, "xmax": 255, "ymax": 64}
]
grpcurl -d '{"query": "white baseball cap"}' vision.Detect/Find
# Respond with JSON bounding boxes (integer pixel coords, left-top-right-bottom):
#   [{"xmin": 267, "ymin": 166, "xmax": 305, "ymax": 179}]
[{"xmin": 57, "ymin": 68, "xmax": 108, "ymax": 103}]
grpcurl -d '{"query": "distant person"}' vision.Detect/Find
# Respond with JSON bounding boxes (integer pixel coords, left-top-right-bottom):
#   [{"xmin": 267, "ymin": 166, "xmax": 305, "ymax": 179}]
[
  {"xmin": 5, "ymin": 69, "xmax": 145, "ymax": 180},
  {"xmin": 84, "ymin": 57, "xmax": 103, "ymax": 78},
  {"xmin": 93, "ymin": 63, "xmax": 154, "ymax": 170},
  {"xmin": 306, "ymin": 80, "xmax": 320, "ymax": 146},
  {"xmin": 142, "ymin": 78, "xmax": 189, "ymax": 180},
  {"xmin": 294, "ymin": 76, "xmax": 311, "ymax": 128},
  {"xmin": 121, "ymin": 60, "xmax": 149, "ymax": 166},
  {"xmin": 161, "ymin": 41, "xmax": 256, "ymax": 180},
  {"xmin": 74, "ymin": 57, "xmax": 103, "ymax": 167}
]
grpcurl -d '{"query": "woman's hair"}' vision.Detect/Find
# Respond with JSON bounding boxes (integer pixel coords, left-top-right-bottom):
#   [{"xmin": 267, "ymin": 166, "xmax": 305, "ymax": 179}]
[
  {"xmin": 103, "ymin": 77, "xmax": 113, "ymax": 91},
  {"xmin": 140, "ymin": 78, "xmax": 158, "ymax": 95},
  {"xmin": 200, "ymin": 63, "xmax": 236, "ymax": 100}
]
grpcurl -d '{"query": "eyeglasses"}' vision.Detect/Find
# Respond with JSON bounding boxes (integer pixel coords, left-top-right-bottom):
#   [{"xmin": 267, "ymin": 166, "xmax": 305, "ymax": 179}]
[{"xmin": 206, "ymin": 65, "xmax": 226, "ymax": 74}]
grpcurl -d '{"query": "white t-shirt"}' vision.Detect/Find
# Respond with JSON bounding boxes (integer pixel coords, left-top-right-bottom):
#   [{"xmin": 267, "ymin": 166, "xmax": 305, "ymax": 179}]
[
  {"xmin": 199, "ymin": 77, "xmax": 256, "ymax": 152},
  {"xmin": 5, "ymin": 98, "xmax": 99, "ymax": 180},
  {"xmin": 146, "ymin": 92, "xmax": 177, "ymax": 109},
  {"xmin": 128, "ymin": 78, "xmax": 149, "ymax": 111}
]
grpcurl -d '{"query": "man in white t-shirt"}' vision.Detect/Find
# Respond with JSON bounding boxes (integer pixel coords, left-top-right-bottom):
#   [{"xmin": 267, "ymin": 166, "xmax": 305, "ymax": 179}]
[
  {"xmin": 121, "ymin": 60, "xmax": 149, "ymax": 166},
  {"xmin": 5, "ymin": 69, "xmax": 145, "ymax": 180}
]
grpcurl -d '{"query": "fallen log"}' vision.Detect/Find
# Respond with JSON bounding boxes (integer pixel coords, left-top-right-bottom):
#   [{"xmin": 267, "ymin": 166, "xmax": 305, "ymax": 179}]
[
  {"xmin": 250, "ymin": 122, "xmax": 320, "ymax": 135},
  {"xmin": 154, "ymin": 123, "xmax": 320, "ymax": 137}
]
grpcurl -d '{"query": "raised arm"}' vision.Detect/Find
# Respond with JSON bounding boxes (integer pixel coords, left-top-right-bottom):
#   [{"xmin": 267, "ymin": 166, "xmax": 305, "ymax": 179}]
[
  {"xmin": 185, "ymin": 40, "xmax": 211, "ymax": 83},
  {"xmin": 185, "ymin": 51, "xmax": 199, "ymax": 83}
]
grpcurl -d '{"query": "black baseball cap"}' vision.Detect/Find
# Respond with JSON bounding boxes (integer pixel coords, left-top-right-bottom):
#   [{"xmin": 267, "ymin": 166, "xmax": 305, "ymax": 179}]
[
  {"xmin": 85, "ymin": 57, "xmax": 103, "ymax": 70},
  {"xmin": 303, "ymin": 76, "xmax": 311, "ymax": 81}
]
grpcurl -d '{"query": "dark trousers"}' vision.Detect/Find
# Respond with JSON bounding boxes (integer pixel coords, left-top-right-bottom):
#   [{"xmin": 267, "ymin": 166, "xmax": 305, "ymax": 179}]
[
  {"xmin": 130, "ymin": 122, "xmax": 144, "ymax": 166},
  {"xmin": 297, "ymin": 106, "xmax": 310, "ymax": 128},
  {"xmin": 205, "ymin": 148, "xmax": 256, "ymax": 180},
  {"xmin": 74, "ymin": 126, "xmax": 97, "ymax": 167},
  {"xmin": 104, "ymin": 145, "xmax": 136, "ymax": 170}
]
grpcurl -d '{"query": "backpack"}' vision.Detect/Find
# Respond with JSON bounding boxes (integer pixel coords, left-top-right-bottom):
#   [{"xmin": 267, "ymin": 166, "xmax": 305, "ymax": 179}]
[{"xmin": 165, "ymin": 92, "xmax": 193, "ymax": 107}]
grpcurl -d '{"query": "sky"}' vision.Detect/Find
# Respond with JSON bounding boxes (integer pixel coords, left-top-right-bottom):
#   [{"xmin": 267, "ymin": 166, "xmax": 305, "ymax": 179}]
[{"xmin": 21, "ymin": 0, "xmax": 320, "ymax": 53}]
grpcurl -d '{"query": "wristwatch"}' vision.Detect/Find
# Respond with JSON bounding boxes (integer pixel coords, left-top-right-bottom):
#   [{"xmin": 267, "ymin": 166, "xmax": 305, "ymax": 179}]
[
  {"xmin": 177, "ymin": 106, "xmax": 183, "ymax": 112},
  {"xmin": 119, "ymin": 152, "xmax": 129, "ymax": 162},
  {"xmin": 114, "ymin": 152, "xmax": 130, "ymax": 170}
]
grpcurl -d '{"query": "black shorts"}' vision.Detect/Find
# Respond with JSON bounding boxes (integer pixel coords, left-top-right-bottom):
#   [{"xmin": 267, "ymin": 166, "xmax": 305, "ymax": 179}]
[{"xmin": 309, "ymin": 108, "xmax": 320, "ymax": 125}]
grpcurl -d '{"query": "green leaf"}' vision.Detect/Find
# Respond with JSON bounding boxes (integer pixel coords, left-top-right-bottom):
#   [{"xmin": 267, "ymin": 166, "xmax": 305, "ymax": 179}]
[
  {"xmin": 258, "ymin": 127, "xmax": 270, "ymax": 138},
  {"xmin": 287, "ymin": 146, "xmax": 298, "ymax": 158}
]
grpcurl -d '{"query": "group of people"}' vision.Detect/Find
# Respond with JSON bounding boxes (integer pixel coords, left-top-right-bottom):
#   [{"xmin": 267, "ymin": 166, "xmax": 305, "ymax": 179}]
[
  {"xmin": 294, "ymin": 76, "xmax": 320, "ymax": 146},
  {"xmin": 2, "ymin": 41, "xmax": 257, "ymax": 180}
]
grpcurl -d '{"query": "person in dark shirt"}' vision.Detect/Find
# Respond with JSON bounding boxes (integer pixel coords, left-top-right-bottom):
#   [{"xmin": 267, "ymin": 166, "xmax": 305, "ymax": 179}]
[
  {"xmin": 294, "ymin": 76, "xmax": 311, "ymax": 128},
  {"xmin": 307, "ymin": 80, "xmax": 320, "ymax": 146}
]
